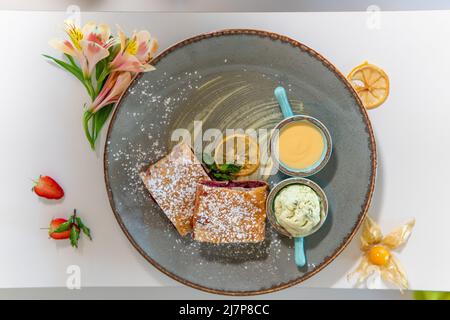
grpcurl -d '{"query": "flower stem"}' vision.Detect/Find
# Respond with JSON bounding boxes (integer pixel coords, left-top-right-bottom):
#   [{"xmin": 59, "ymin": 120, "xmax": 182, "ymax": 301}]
[
  {"xmin": 91, "ymin": 113, "xmax": 97, "ymax": 142},
  {"xmin": 83, "ymin": 77, "xmax": 96, "ymax": 101},
  {"xmin": 83, "ymin": 110, "xmax": 95, "ymax": 150}
]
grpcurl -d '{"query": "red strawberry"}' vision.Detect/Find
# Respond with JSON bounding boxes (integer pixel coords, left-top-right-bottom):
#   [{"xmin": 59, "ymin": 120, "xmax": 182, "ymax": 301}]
[
  {"xmin": 48, "ymin": 218, "xmax": 79, "ymax": 240},
  {"xmin": 47, "ymin": 210, "xmax": 91, "ymax": 248},
  {"xmin": 49, "ymin": 218, "xmax": 71, "ymax": 239},
  {"xmin": 32, "ymin": 175, "xmax": 64, "ymax": 200}
]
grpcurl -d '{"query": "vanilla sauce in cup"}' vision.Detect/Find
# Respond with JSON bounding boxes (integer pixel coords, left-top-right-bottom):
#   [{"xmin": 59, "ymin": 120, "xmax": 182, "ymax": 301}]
[{"xmin": 277, "ymin": 120, "xmax": 325, "ymax": 171}]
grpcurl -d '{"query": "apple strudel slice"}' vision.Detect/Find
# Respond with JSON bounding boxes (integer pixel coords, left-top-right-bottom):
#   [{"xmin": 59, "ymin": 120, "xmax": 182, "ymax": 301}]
[
  {"xmin": 192, "ymin": 180, "xmax": 268, "ymax": 243},
  {"xmin": 140, "ymin": 142, "xmax": 210, "ymax": 236}
]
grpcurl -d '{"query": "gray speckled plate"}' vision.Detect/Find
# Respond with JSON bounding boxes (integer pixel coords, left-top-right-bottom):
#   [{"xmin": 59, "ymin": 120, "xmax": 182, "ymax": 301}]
[{"xmin": 104, "ymin": 29, "xmax": 376, "ymax": 295}]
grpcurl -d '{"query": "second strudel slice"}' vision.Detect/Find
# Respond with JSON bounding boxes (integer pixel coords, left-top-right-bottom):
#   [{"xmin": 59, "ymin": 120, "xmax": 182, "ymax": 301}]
[{"xmin": 192, "ymin": 180, "xmax": 268, "ymax": 243}]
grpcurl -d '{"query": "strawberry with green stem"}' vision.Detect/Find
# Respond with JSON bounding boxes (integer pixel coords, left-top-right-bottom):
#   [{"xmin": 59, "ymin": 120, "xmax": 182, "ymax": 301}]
[{"xmin": 48, "ymin": 209, "xmax": 92, "ymax": 248}]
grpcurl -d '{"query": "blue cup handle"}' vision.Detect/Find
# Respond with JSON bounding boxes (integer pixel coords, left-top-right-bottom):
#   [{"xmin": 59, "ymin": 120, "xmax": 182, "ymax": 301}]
[
  {"xmin": 275, "ymin": 86, "xmax": 307, "ymax": 268},
  {"xmin": 274, "ymin": 86, "xmax": 294, "ymax": 118},
  {"xmin": 294, "ymin": 237, "xmax": 306, "ymax": 267}
]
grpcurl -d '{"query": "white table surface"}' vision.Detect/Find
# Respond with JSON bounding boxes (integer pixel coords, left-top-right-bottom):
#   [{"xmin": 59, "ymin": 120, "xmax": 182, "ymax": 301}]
[{"xmin": 1, "ymin": 10, "xmax": 449, "ymax": 293}]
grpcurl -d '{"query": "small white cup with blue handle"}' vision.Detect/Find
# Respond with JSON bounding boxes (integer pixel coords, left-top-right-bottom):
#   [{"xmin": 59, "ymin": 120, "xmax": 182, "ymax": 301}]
[
  {"xmin": 272, "ymin": 86, "xmax": 332, "ymax": 178},
  {"xmin": 268, "ymin": 86, "xmax": 332, "ymax": 267},
  {"xmin": 266, "ymin": 177, "xmax": 329, "ymax": 267}
]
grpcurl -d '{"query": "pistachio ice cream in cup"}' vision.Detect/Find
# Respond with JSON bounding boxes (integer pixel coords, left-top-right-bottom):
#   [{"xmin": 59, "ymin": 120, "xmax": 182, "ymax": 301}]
[{"xmin": 266, "ymin": 177, "xmax": 328, "ymax": 267}]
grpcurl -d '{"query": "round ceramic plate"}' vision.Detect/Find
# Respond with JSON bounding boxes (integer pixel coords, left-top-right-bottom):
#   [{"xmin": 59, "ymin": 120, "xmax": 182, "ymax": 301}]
[{"xmin": 104, "ymin": 30, "xmax": 376, "ymax": 295}]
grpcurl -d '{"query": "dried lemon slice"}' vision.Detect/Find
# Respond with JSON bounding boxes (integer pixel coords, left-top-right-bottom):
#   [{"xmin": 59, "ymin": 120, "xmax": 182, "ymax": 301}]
[
  {"xmin": 347, "ymin": 61, "xmax": 390, "ymax": 109},
  {"xmin": 214, "ymin": 133, "xmax": 260, "ymax": 176}
]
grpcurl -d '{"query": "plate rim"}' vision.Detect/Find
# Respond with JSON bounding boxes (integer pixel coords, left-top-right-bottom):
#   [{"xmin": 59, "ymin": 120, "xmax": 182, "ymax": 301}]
[{"xmin": 103, "ymin": 28, "xmax": 377, "ymax": 296}]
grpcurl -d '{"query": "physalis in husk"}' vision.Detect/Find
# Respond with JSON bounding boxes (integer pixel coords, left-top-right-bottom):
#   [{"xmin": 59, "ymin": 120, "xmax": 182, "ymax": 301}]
[{"xmin": 348, "ymin": 216, "xmax": 415, "ymax": 291}]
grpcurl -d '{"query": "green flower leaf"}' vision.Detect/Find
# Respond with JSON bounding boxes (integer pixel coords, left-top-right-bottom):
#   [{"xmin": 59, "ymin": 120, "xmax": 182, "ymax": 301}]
[
  {"xmin": 43, "ymin": 54, "xmax": 83, "ymax": 82},
  {"xmin": 93, "ymin": 104, "xmax": 114, "ymax": 142},
  {"xmin": 82, "ymin": 104, "xmax": 115, "ymax": 150},
  {"xmin": 95, "ymin": 58, "xmax": 106, "ymax": 80},
  {"xmin": 43, "ymin": 54, "xmax": 95, "ymax": 99},
  {"xmin": 108, "ymin": 43, "xmax": 121, "ymax": 62},
  {"xmin": 95, "ymin": 59, "xmax": 110, "ymax": 94},
  {"xmin": 64, "ymin": 54, "xmax": 79, "ymax": 68}
]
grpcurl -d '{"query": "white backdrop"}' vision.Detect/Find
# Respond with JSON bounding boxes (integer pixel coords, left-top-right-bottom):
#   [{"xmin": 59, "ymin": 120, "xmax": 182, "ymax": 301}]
[{"xmin": 1, "ymin": 10, "xmax": 450, "ymax": 297}]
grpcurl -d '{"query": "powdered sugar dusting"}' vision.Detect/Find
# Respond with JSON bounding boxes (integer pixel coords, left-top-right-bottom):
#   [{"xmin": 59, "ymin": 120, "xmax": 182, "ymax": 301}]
[
  {"xmin": 105, "ymin": 65, "xmax": 317, "ymax": 289},
  {"xmin": 193, "ymin": 184, "xmax": 267, "ymax": 243},
  {"xmin": 140, "ymin": 142, "xmax": 210, "ymax": 235}
]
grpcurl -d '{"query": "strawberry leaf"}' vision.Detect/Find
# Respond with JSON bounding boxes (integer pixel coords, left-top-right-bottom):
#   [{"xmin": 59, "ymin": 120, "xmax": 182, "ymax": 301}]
[
  {"xmin": 52, "ymin": 221, "xmax": 71, "ymax": 233},
  {"xmin": 70, "ymin": 225, "xmax": 80, "ymax": 248},
  {"xmin": 76, "ymin": 217, "xmax": 92, "ymax": 240}
]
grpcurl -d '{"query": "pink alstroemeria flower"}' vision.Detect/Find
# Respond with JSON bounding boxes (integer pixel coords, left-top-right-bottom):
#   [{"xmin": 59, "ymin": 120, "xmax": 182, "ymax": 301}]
[
  {"xmin": 49, "ymin": 20, "xmax": 115, "ymax": 78},
  {"xmin": 109, "ymin": 26, "xmax": 158, "ymax": 73},
  {"xmin": 89, "ymin": 72, "xmax": 132, "ymax": 113}
]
